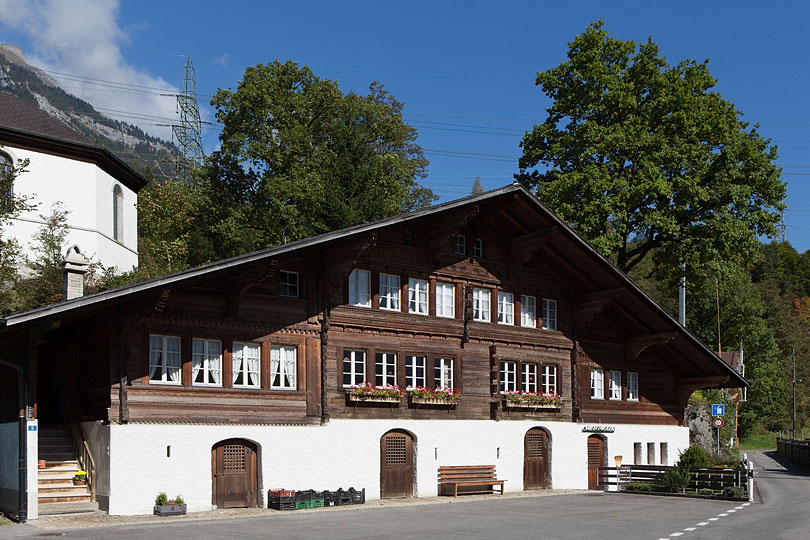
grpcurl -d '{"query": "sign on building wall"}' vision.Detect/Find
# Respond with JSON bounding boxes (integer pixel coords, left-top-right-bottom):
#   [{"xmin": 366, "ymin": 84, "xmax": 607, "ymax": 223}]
[{"xmin": 581, "ymin": 426, "xmax": 616, "ymax": 433}]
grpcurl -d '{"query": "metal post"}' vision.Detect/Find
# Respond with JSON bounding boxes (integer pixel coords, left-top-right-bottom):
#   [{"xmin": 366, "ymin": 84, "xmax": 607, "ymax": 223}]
[
  {"xmin": 678, "ymin": 261, "xmax": 686, "ymax": 327},
  {"xmin": 717, "ymin": 425, "xmax": 721, "ymax": 456},
  {"xmin": 793, "ymin": 348, "xmax": 797, "ymax": 440}
]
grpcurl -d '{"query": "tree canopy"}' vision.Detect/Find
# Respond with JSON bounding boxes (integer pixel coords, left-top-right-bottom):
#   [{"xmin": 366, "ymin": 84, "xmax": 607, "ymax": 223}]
[
  {"xmin": 517, "ymin": 21, "xmax": 786, "ymax": 280},
  {"xmin": 193, "ymin": 61, "xmax": 435, "ymax": 261}
]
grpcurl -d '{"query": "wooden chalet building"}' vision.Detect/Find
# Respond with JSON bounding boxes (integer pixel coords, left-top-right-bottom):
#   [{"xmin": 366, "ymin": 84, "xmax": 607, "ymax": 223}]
[{"xmin": 0, "ymin": 184, "xmax": 745, "ymax": 517}]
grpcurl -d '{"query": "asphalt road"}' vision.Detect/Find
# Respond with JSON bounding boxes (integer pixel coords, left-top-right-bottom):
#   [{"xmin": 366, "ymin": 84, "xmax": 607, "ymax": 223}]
[{"xmin": 1, "ymin": 450, "xmax": 806, "ymax": 540}]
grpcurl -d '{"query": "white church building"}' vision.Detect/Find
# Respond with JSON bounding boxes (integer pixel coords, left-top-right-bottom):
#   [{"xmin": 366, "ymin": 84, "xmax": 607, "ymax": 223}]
[{"xmin": 0, "ymin": 92, "xmax": 146, "ymax": 272}]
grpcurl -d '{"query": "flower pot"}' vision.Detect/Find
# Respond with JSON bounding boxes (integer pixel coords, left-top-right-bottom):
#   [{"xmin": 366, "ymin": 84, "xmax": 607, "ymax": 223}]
[
  {"xmin": 38, "ymin": 460, "xmax": 46, "ymax": 469},
  {"xmin": 410, "ymin": 396, "xmax": 460, "ymax": 406},
  {"xmin": 73, "ymin": 479, "xmax": 86, "ymax": 486},
  {"xmin": 347, "ymin": 394, "xmax": 401, "ymax": 404},
  {"xmin": 154, "ymin": 504, "xmax": 187, "ymax": 516}
]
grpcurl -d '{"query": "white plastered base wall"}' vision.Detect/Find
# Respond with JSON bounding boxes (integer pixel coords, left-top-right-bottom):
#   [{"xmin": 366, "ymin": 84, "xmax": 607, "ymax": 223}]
[{"xmin": 105, "ymin": 420, "xmax": 689, "ymax": 516}]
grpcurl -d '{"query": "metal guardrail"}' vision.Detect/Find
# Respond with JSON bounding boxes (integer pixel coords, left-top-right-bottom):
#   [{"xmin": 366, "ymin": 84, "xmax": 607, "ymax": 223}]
[{"xmin": 777, "ymin": 438, "xmax": 810, "ymax": 467}]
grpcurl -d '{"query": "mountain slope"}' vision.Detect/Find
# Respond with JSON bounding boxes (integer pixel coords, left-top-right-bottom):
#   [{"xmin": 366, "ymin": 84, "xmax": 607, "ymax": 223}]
[{"xmin": 0, "ymin": 44, "xmax": 182, "ymax": 181}]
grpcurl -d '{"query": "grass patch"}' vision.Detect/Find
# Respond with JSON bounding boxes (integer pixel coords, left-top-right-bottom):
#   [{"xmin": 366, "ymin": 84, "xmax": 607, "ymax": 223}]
[{"xmin": 739, "ymin": 430, "xmax": 777, "ymax": 450}]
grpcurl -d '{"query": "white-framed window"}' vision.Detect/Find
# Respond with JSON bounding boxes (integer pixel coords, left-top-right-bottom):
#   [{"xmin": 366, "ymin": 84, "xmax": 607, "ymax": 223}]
[
  {"xmin": 343, "ymin": 349, "xmax": 366, "ymax": 387},
  {"xmin": 521, "ymin": 363, "xmax": 537, "ymax": 393},
  {"xmin": 270, "ymin": 345, "xmax": 297, "ymax": 390},
  {"xmin": 542, "ymin": 298, "xmax": 557, "ymax": 330},
  {"xmin": 149, "ymin": 335, "xmax": 181, "ymax": 385},
  {"xmin": 520, "ymin": 295, "xmax": 537, "ymax": 328},
  {"xmin": 375, "ymin": 352, "xmax": 397, "ymax": 386},
  {"xmin": 233, "ymin": 342, "xmax": 261, "ymax": 388},
  {"xmin": 453, "ymin": 235, "xmax": 465, "ymax": 255},
  {"xmin": 609, "ymin": 371, "xmax": 622, "ymax": 400},
  {"xmin": 627, "ymin": 371, "xmax": 639, "ymax": 401},
  {"xmin": 113, "ymin": 184, "xmax": 124, "ymax": 242},
  {"xmin": 349, "ymin": 269, "xmax": 371, "ymax": 307},
  {"xmin": 436, "ymin": 282, "xmax": 455, "ymax": 318},
  {"xmin": 472, "ymin": 238, "xmax": 483, "ymax": 258},
  {"xmin": 473, "ymin": 287, "xmax": 490, "ymax": 322},
  {"xmin": 590, "ymin": 369, "xmax": 604, "ymax": 399},
  {"xmin": 435, "ymin": 357, "xmax": 454, "ymax": 388},
  {"xmin": 409, "ymin": 278, "xmax": 428, "ymax": 315},
  {"xmin": 497, "ymin": 292, "xmax": 514, "ymax": 325},
  {"xmin": 191, "ymin": 338, "xmax": 222, "ymax": 386},
  {"xmin": 280, "ymin": 271, "xmax": 299, "ymax": 298},
  {"xmin": 500, "ymin": 361, "xmax": 517, "ymax": 393},
  {"xmin": 542, "ymin": 365, "xmax": 557, "ymax": 394},
  {"xmin": 406, "ymin": 354, "xmax": 426, "ymax": 388},
  {"xmin": 379, "ymin": 273, "xmax": 401, "ymax": 311}
]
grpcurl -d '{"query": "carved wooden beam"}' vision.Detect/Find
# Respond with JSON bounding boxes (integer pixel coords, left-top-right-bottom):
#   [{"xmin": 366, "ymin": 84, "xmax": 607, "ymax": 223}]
[
  {"xmin": 573, "ymin": 287, "xmax": 626, "ymax": 332},
  {"xmin": 226, "ymin": 261, "xmax": 277, "ymax": 316},
  {"xmin": 428, "ymin": 205, "xmax": 480, "ymax": 264},
  {"xmin": 625, "ymin": 331, "xmax": 679, "ymax": 358},
  {"xmin": 678, "ymin": 375, "xmax": 731, "ymax": 387},
  {"xmin": 324, "ymin": 233, "xmax": 378, "ymax": 306},
  {"xmin": 507, "ymin": 227, "xmax": 558, "ymax": 271}
]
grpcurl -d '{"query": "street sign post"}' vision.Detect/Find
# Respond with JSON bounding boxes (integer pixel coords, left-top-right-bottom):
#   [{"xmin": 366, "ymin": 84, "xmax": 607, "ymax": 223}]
[
  {"xmin": 712, "ymin": 404, "xmax": 725, "ymax": 416},
  {"xmin": 713, "ymin": 416, "xmax": 724, "ymax": 456}
]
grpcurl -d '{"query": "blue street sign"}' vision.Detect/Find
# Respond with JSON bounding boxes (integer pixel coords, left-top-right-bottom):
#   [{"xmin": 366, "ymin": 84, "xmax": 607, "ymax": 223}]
[{"xmin": 712, "ymin": 404, "xmax": 725, "ymax": 417}]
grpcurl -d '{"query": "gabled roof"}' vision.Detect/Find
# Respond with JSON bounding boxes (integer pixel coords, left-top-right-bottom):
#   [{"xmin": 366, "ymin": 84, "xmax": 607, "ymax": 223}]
[
  {"xmin": 0, "ymin": 92, "xmax": 147, "ymax": 192},
  {"xmin": 0, "ymin": 183, "xmax": 746, "ymax": 388}
]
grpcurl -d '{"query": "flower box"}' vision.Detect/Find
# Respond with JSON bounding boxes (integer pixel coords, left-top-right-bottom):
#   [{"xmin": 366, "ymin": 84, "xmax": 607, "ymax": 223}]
[
  {"xmin": 503, "ymin": 400, "xmax": 561, "ymax": 409},
  {"xmin": 154, "ymin": 503, "xmax": 187, "ymax": 516},
  {"xmin": 410, "ymin": 396, "xmax": 460, "ymax": 406},
  {"xmin": 347, "ymin": 394, "xmax": 401, "ymax": 404}
]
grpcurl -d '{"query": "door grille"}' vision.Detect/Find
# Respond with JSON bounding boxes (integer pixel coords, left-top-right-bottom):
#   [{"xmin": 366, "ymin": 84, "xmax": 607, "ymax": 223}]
[
  {"xmin": 223, "ymin": 445, "xmax": 246, "ymax": 472},
  {"xmin": 385, "ymin": 435, "xmax": 407, "ymax": 464},
  {"xmin": 526, "ymin": 431, "xmax": 546, "ymax": 459}
]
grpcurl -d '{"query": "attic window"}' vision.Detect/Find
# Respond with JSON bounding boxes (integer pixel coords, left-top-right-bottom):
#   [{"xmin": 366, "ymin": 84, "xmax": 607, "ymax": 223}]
[
  {"xmin": 404, "ymin": 230, "xmax": 412, "ymax": 246},
  {"xmin": 472, "ymin": 238, "xmax": 483, "ymax": 258},
  {"xmin": 453, "ymin": 235, "xmax": 465, "ymax": 255}
]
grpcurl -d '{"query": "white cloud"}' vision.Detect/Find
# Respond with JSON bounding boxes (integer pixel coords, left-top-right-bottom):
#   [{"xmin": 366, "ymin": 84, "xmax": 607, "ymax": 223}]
[
  {"xmin": 0, "ymin": 0, "xmax": 178, "ymax": 141},
  {"xmin": 212, "ymin": 53, "xmax": 230, "ymax": 66}
]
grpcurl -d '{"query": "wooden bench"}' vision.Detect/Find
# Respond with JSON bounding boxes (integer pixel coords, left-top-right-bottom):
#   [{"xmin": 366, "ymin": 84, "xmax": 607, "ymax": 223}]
[{"xmin": 438, "ymin": 465, "xmax": 505, "ymax": 496}]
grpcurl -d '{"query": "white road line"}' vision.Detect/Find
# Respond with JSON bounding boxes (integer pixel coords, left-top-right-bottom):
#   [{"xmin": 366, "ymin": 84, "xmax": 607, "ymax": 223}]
[
  {"xmin": 727, "ymin": 509, "xmax": 737, "ymax": 513},
  {"xmin": 684, "ymin": 527, "xmax": 696, "ymax": 531},
  {"xmin": 669, "ymin": 533, "xmax": 684, "ymax": 537},
  {"xmin": 657, "ymin": 537, "xmax": 670, "ymax": 540},
  {"xmin": 742, "ymin": 502, "xmax": 750, "ymax": 506},
  {"xmin": 718, "ymin": 513, "xmax": 729, "ymax": 517},
  {"xmin": 697, "ymin": 522, "xmax": 709, "ymax": 526},
  {"xmin": 735, "ymin": 506, "xmax": 745, "ymax": 510},
  {"xmin": 708, "ymin": 517, "xmax": 719, "ymax": 521}
]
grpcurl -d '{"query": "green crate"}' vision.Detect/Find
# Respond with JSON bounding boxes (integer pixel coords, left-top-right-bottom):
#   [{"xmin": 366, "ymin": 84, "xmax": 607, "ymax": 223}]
[
  {"xmin": 311, "ymin": 498, "xmax": 324, "ymax": 508},
  {"xmin": 295, "ymin": 500, "xmax": 312, "ymax": 510}
]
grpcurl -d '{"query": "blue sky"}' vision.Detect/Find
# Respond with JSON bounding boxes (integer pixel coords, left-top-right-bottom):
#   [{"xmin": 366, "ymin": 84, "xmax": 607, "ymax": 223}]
[{"xmin": 2, "ymin": 1, "xmax": 810, "ymax": 250}]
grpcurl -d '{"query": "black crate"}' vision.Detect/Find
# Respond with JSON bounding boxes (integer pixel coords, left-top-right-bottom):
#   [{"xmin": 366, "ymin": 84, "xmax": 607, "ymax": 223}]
[
  {"xmin": 269, "ymin": 500, "xmax": 295, "ymax": 511},
  {"xmin": 336, "ymin": 488, "xmax": 352, "ymax": 505},
  {"xmin": 323, "ymin": 491, "xmax": 342, "ymax": 506},
  {"xmin": 295, "ymin": 490, "xmax": 323, "ymax": 502},
  {"xmin": 348, "ymin": 488, "xmax": 365, "ymax": 505},
  {"xmin": 268, "ymin": 494, "xmax": 295, "ymax": 505}
]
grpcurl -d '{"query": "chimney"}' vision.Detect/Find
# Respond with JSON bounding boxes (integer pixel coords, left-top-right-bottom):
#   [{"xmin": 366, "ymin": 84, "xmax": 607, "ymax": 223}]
[{"xmin": 61, "ymin": 245, "xmax": 89, "ymax": 300}]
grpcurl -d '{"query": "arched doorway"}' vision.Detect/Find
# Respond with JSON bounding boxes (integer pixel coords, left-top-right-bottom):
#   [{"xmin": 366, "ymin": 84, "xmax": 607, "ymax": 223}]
[
  {"xmin": 587, "ymin": 435, "xmax": 605, "ymax": 490},
  {"xmin": 524, "ymin": 427, "xmax": 550, "ymax": 489},
  {"xmin": 380, "ymin": 430, "xmax": 415, "ymax": 498},
  {"xmin": 211, "ymin": 439, "xmax": 258, "ymax": 508}
]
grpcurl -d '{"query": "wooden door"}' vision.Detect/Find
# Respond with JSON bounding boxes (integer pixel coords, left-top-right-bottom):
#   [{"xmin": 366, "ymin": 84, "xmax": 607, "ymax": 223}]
[
  {"xmin": 587, "ymin": 435, "xmax": 604, "ymax": 490},
  {"xmin": 212, "ymin": 440, "xmax": 257, "ymax": 508},
  {"xmin": 380, "ymin": 431, "xmax": 414, "ymax": 498},
  {"xmin": 524, "ymin": 428, "xmax": 550, "ymax": 489}
]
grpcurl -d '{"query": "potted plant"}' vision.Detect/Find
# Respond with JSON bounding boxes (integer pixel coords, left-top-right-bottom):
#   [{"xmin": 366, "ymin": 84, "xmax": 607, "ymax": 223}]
[
  {"xmin": 154, "ymin": 492, "xmax": 187, "ymax": 516},
  {"xmin": 503, "ymin": 390, "xmax": 564, "ymax": 409},
  {"xmin": 408, "ymin": 386, "xmax": 461, "ymax": 405},
  {"xmin": 347, "ymin": 382, "xmax": 404, "ymax": 403},
  {"xmin": 72, "ymin": 471, "xmax": 87, "ymax": 486}
]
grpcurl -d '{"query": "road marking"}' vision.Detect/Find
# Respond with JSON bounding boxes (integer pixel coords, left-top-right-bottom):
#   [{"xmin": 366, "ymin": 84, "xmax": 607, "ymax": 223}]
[
  {"xmin": 684, "ymin": 527, "xmax": 696, "ymax": 531},
  {"xmin": 708, "ymin": 517, "xmax": 719, "ymax": 521},
  {"xmin": 697, "ymin": 522, "xmax": 709, "ymax": 526},
  {"xmin": 727, "ymin": 509, "xmax": 737, "ymax": 513},
  {"xmin": 742, "ymin": 502, "xmax": 750, "ymax": 506},
  {"xmin": 669, "ymin": 534, "xmax": 683, "ymax": 537},
  {"xmin": 735, "ymin": 506, "xmax": 744, "ymax": 510},
  {"xmin": 718, "ymin": 513, "xmax": 729, "ymax": 517}
]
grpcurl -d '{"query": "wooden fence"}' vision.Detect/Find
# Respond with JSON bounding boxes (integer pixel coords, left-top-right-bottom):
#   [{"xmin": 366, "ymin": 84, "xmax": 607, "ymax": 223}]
[
  {"xmin": 776, "ymin": 438, "xmax": 810, "ymax": 467},
  {"xmin": 598, "ymin": 464, "xmax": 747, "ymax": 493}
]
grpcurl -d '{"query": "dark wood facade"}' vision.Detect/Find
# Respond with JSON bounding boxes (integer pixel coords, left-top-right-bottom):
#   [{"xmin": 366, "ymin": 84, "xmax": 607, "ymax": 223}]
[{"xmin": 0, "ymin": 185, "xmax": 745, "ymax": 430}]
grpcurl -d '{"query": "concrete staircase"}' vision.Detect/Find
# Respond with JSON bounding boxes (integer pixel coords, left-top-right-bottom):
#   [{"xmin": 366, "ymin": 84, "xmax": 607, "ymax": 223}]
[{"xmin": 38, "ymin": 425, "xmax": 97, "ymax": 515}]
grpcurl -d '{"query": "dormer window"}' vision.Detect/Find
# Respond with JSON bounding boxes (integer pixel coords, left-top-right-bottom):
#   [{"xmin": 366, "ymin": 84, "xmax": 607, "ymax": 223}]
[
  {"xmin": 113, "ymin": 184, "xmax": 124, "ymax": 242},
  {"xmin": 453, "ymin": 235, "xmax": 466, "ymax": 255}
]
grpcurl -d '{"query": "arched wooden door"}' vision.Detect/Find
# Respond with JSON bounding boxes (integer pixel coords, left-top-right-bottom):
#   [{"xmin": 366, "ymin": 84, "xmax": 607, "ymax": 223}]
[
  {"xmin": 380, "ymin": 430, "xmax": 414, "ymax": 498},
  {"xmin": 524, "ymin": 428, "xmax": 550, "ymax": 489},
  {"xmin": 587, "ymin": 435, "xmax": 604, "ymax": 490},
  {"xmin": 212, "ymin": 439, "xmax": 258, "ymax": 508}
]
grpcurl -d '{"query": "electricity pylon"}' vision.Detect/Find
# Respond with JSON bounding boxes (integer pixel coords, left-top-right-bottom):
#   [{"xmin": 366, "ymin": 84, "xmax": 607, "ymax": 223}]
[{"xmin": 172, "ymin": 56, "xmax": 203, "ymax": 184}]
